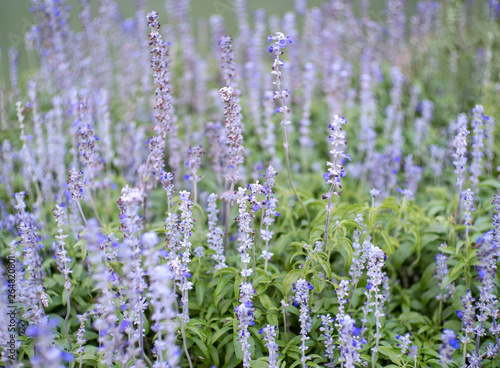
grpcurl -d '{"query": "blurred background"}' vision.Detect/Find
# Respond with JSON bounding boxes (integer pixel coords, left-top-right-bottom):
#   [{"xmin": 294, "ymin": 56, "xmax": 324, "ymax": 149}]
[{"xmin": 0, "ymin": 0, "xmax": 421, "ymax": 82}]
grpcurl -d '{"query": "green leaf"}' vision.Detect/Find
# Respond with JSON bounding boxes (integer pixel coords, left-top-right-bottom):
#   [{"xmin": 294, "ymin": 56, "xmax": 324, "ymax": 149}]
[
  {"xmin": 282, "ymin": 269, "xmax": 302, "ymax": 297},
  {"xmin": 214, "ymin": 274, "xmax": 234, "ymax": 306},
  {"xmin": 259, "ymin": 294, "xmax": 275, "ymax": 310},
  {"xmin": 190, "ymin": 336, "xmax": 210, "ymax": 359},
  {"xmin": 196, "ymin": 280, "xmax": 205, "ymax": 306},
  {"xmin": 267, "ymin": 314, "xmax": 279, "ymax": 326},
  {"xmin": 379, "ymin": 196, "xmax": 401, "ymax": 213},
  {"xmin": 210, "ymin": 326, "xmax": 232, "ymax": 346},
  {"xmin": 210, "ymin": 345, "xmax": 219, "ymax": 367},
  {"xmin": 448, "ymin": 260, "xmax": 465, "ymax": 281}
]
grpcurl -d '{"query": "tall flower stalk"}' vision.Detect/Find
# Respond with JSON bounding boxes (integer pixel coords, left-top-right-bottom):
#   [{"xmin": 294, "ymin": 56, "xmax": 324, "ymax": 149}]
[
  {"xmin": 177, "ymin": 190, "xmax": 194, "ymax": 368},
  {"xmin": 260, "ymin": 325, "xmax": 280, "ymax": 368},
  {"xmin": 261, "ymin": 166, "xmax": 278, "ymax": 271},
  {"xmin": 452, "ymin": 113, "xmax": 469, "ymax": 222},
  {"xmin": 219, "ymin": 86, "xmax": 244, "ymax": 247},
  {"xmin": 268, "ymin": 32, "xmax": 310, "ymax": 224},
  {"xmin": 185, "ymin": 145, "xmax": 205, "ymax": 203},
  {"xmin": 207, "ymin": 193, "xmax": 227, "ymax": 271},
  {"xmin": 234, "ymin": 282, "xmax": 256, "ymax": 367},
  {"xmin": 461, "ymin": 188, "xmax": 475, "ymax": 285},
  {"xmin": 53, "ymin": 204, "xmax": 73, "ymax": 349},
  {"xmin": 293, "ymin": 278, "xmax": 313, "ymax": 368},
  {"xmin": 323, "ymin": 115, "xmax": 350, "ymax": 250},
  {"xmin": 218, "ymin": 35, "xmax": 245, "ymax": 248}
]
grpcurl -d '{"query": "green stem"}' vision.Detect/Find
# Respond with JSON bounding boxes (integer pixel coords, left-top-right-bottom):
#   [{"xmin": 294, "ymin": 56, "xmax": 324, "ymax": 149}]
[
  {"xmin": 282, "ymin": 308, "xmax": 289, "ymax": 343},
  {"xmin": 462, "ymin": 336, "xmax": 468, "ymax": 368},
  {"xmin": 438, "ymin": 298, "xmax": 443, "ymax": 326},
  {"xmin": 223, "ymin": 182, "xmax": 235, "ymax": 251},
  {"xmin": 193, "ymin": 181, "xmax": 197, "ymax": 205},
  {"xmin": 139, "ymin": 312, "xmax": 145, "ymax": 362},
  {"xmin": 273, "ymin": 51, "xmax": 311, "ymax": 226},
  {"xmin": 86, "ymin": 187, "xmax": 102, "ymax": 226},
  {"xmin": 64, "ymin": 292, "xmax": 72, "ymax": 350},
  {"xmin": 323, "ymin": 184, "xmax": 335, "ymax": 251},
  {"xmin": 181, "ymin": 308, "xmax": 193, "ymax": 368},
  {"xmin": 76, "ymin": 200, "xmax": 87, "ymax": 225}
]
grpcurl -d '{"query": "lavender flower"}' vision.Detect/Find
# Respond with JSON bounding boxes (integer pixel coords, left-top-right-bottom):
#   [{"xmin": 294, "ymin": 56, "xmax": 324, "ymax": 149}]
[
  {"xmin": 207, "ymin": 193, "xmax": 227, "ymax": 271},
  {"xmin": 402, "ymin": 154, "xmax": 422, "ymax": 200},
  {"xmin": 15, "ymin": 193, "xmax": 48, "ymax": 326},
  {"xmin": 117, "ymin": 186, "xmax": 145, "ymax": 237},
  {"xmin": 77, "ymin": 95, "xmax": 104, "ymax": 185},
  {"xmin": 160, "ymin": 170, "xmax": 175, "ymax": 211},
  {"xmin": 439, "ymin": 329, "xmax": 459, "ymax": 366},
  {"xmin": 142, "ymin": 232, "xmax": 180, "ymax": 367},
  {"xmin": 185, "ymin": 145, "xmax": 205, "ymax": 202},
  {"xmin": 362, "ymin": 244, "xmax": 386, "ymax": 367},
  {"xmin": 324, "ymin": 115, "xmax": 350, "ymax": 196},
  {"xmin": 27, "ymin": 319, "xmax": 70, "ymax": 368},
  {"xmin": 219, "ymin": 35, "xmax": 239, "ymax": 93},
  {"xmin": 493, "ymin": 195, "xmax": 500, "ymax": 250},
  {"xmin": 0, "ymin": 262, "xmax": 13, "ymax": 364},
  {"xmin": 67, "ymin": 168, "xmax": 84, "ymax": 201},
  {"xmin": 336, "ymin": 280, "xmax": 350, "ymax": 325},
  {"xmin": 469, "ymin": 105, "xmax": 486, "ymax": 188},
  {"xmin": 53, "ymin": 204, "xmax": 72, "ymax": 292},
  {"xmin": 86, "ymin": 219, "xmax": 123, "ymax": 366},
  {"xmin": 220, "ymin": 86, "xmax": 245, "ymax": 185},
  {"xmin": 396, "ymin": 333, "xmax": 413, "ymax": 357},
  {"xmin": 430, "ymin": 145, "xmax": 446, "ymax": 179},
  {"xmin": 178, "ymin": 190, "xmax": 194, "ymax": 322},
  {"xmin": 484, "ymin": 116, "xmax": 495, "ymax": 174},
  {"xmin": 338, "ymin": 315, "xmax": 364, "ymax": 368},
  {"xmin": 260, "ymin": 325, "xmax": 280, "ymax": 368},
  {"xmin": 452, "ymin": 114, "xmax": 469, "ymax": 191},
  {"xmin": 268, "ymin": 31, "xmax": 310, "ymax": 223},
  {"xmin": 205, "ymin": 121, "xmax": 225, "ymax": 189},
  {"xmin": 458, "ymin": 290, "xmax": 477, "ymax": 346},
  {"xmin": 434, "ymin": 243, "xmax": 455, "ymax": 301},
  {"xmin": 261, "ymin": 166, "xmax": 278, "ymax": 269},
  {"xmin": 236, "ymin": 187, "xmax": 255, "ymax": 280},
  {"xmin": 319, "ymin": 314, "xmax": 335, "ymax": 367},
  {"xmin": 475, "ymin": 232, "xmax": 499, "ymax": 351},
  {"xmin": 185, "ymin": 146, "xmax": 204, "ymax": 183},
  {"xmin": 293, "ymin": 278, "xmax": 313, "ymax": 367},
  {"xmin": 17, "ymin": 101, "xmax": 36, "ymax": 193},
  {"xmin": 234, "ymin": 282, "xmax": 256, "ymax": 368},
  {"xmin": 323, "ymin": 115, "xmax": 350, "ymax": 249},
  {"xmin": 146, "ymin": 10, "xmax": 176, "ymax": 183},
  {"xmin": 8, "ymin": 48, "xmax": 20, "ymax": 97},
  {"xmin": 461, "ymin": 188, "xmax": 475, "ymax": 227}
]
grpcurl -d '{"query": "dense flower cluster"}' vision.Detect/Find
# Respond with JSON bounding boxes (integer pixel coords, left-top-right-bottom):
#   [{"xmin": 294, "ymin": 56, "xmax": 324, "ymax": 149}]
[
  {"xmin": 220, "ymin": 86, "xmax": 245, "ymax": 184},
  {"xmin": 293, "ymin": 278, "xmax": 313, "ymax": 366},
  {"xmin": 319, "ymin": 314, "xmax": 336, "ymax": 367},
  {"xmin": 235, "ymin": 282, "xmax": 256, "ymax": 368},
  {"xmin": 207, "ymin": 193, "xmax": 227, "ymax": 270},
  {"xmin": 434, "ymin": 243, "xmax": 455, "ymax": 301},
  {"xmin": 439, "ymin": 329, "xmax": 460, "ymax": 365},
  {"xmin": 260, "ymin": 325, "xmax": 280, "ymax": 368}
]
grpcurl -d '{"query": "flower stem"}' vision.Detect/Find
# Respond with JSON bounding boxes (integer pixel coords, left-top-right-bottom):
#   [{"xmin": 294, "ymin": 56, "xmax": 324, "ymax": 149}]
[
  {"xmin": 181, "ymin": 315, "xmax": 193, "ymax": 368},
  {"xmin": 76, "ymin": 200, "xmax": 87, "ymax": 225},
  {"xmin": 323, "ymin": 184, "xmax": 335, "ymax": 250},
  {"xmin": 64, "ymin": 292, "xmax": 72, "ymax": 350}
]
